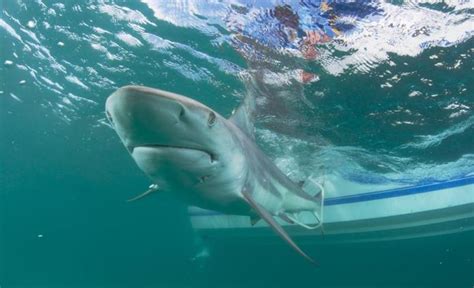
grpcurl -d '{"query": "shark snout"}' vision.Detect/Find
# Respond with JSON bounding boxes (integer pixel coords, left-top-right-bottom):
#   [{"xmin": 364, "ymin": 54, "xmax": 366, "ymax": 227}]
[
  {"xmin": 105, "ymin": 85, "xmax": 210, "ymax": 153},
  {"xmin": 106, "ymin": 86, "xmax": 187, "ymax": 122}
]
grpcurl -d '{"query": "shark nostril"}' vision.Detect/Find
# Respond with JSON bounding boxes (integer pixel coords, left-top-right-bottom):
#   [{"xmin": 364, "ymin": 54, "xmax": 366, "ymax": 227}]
[{"xmin": 179, "ymin": 107, "xmax": 185, "ymax": 118}]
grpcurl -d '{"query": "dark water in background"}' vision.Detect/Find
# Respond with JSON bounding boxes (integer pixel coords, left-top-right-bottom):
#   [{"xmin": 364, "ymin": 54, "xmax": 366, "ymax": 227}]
[{"xmin": 1, "ymin": 1, "xmax": 473, "ymax": 287}]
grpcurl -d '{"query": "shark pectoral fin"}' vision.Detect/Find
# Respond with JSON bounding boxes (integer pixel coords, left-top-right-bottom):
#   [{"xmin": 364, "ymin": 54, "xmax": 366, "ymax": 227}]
[
  {"xmin": 242, "ymin": 191, "xmax": 318, "ymax": 265},
  {"xmin": 250, "ymin": 215, "xmax": 261, "ymax": 226},
  {"xmin": 127, "ymin": 184, "xmax": 159, "ymax": 202}
]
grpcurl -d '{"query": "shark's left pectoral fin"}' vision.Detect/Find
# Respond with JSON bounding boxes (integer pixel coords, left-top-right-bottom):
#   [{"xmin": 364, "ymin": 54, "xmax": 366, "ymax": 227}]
[
  {"xmin": 242, "ymin": 191, "xmax": 318, "ymax": 265},
  {"xmin": 127, "ymin": 184, "xmax": 159, "ymax": 202}
]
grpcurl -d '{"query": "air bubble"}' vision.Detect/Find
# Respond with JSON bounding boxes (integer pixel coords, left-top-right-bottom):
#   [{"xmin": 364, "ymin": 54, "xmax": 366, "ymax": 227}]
[
  {"xmin": 408, "ymin": 91, "xmax": 422, "ymax": 97},
  {"xmin": 27, "ymin": 20, "xmax": 36, "ymax": 29}
]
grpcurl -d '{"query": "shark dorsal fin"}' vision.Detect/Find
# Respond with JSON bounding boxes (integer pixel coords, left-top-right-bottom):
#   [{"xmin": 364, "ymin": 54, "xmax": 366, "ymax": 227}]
[{"xmin": 229, "ymin": 90, "xmax": 256, "ymax": 139}]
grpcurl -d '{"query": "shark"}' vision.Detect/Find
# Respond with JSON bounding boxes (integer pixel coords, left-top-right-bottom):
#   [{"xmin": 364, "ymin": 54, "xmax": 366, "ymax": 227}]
[{"xmin": 105, "ymin": 85, "xmax": 323, "ymax": 264}]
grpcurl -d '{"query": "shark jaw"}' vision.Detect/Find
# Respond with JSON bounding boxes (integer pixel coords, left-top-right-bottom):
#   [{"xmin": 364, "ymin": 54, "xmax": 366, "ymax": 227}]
[
  {"xmin": 131, "ymin": 145, "xmax": 218, "ymax": 190},
  {"xmin": 128, "ymin": 144, "xmax": 215, "ymax": 162}
]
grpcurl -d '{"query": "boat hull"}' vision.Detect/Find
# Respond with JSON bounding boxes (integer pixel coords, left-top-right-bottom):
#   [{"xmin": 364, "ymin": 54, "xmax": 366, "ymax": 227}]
[{"xmin": 189, "ymin": 176, "xmax": 474, "ymax": 242}]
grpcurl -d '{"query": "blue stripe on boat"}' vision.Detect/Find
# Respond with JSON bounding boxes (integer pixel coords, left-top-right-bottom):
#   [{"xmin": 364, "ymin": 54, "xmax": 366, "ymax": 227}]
[
  {"xmin": 325, "ymin": 176, "xmax": 474, "ymax": 205},
  {"xmin": 189, "ymin": 176, "xmax": 474, "ymax": 216}
]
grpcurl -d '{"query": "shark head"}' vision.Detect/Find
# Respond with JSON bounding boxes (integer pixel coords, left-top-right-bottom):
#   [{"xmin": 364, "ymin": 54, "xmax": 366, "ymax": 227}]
[{"xmin": 105, "ymin": 85, "xmax": 246, "ymax": 192}]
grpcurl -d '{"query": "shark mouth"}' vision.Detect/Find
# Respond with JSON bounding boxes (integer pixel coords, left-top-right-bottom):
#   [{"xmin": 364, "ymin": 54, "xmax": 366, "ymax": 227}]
[{"xmin": 129, "ymin": 144, "xmax": 216, "ymax": 163}]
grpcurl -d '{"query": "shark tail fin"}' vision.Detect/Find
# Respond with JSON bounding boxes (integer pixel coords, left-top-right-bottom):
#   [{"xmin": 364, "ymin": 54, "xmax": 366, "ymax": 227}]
[{"xmin": 242, "ymin": 191, "xmax": 318, "ymax": 265}]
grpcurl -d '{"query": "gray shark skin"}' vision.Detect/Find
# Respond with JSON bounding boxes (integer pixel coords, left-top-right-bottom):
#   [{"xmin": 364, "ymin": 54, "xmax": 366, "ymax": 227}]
[{"xmin": 106, "ymin": 85, "xmax": 320, "ymax": 264}]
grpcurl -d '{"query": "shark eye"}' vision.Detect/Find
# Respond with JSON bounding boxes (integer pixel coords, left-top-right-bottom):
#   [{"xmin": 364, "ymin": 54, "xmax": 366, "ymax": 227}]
[{"xmin": 207, "ymin": 111, "xmax": 216, "ymax": 127}]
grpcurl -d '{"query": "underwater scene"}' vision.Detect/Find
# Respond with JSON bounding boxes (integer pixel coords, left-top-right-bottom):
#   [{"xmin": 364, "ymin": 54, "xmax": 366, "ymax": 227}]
[{"xmin": 1, "ymin": 0, "xmax": 473, "ymax": 287}]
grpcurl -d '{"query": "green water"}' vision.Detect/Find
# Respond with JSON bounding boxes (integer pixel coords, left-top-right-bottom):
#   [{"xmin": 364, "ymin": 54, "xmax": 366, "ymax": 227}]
[{"xmin": 1, "ymin": 1, "xmax": 473, "ymax": 287}]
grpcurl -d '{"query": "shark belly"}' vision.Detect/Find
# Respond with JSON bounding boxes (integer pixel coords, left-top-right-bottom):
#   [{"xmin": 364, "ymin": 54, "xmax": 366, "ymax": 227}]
[{"xmin": 182, "ymin": 188, "xmax": 251, "ymax": 216}]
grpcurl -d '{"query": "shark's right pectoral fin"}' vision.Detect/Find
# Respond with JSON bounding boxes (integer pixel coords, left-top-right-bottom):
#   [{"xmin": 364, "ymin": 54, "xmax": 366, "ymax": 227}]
[
  {"xmin": 242, "ymin": 191, "xmax": 318, "ymax": 265},
  {"xmin": 127, "ymin": 184, "xmax": 159, "ymax": 202}
]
